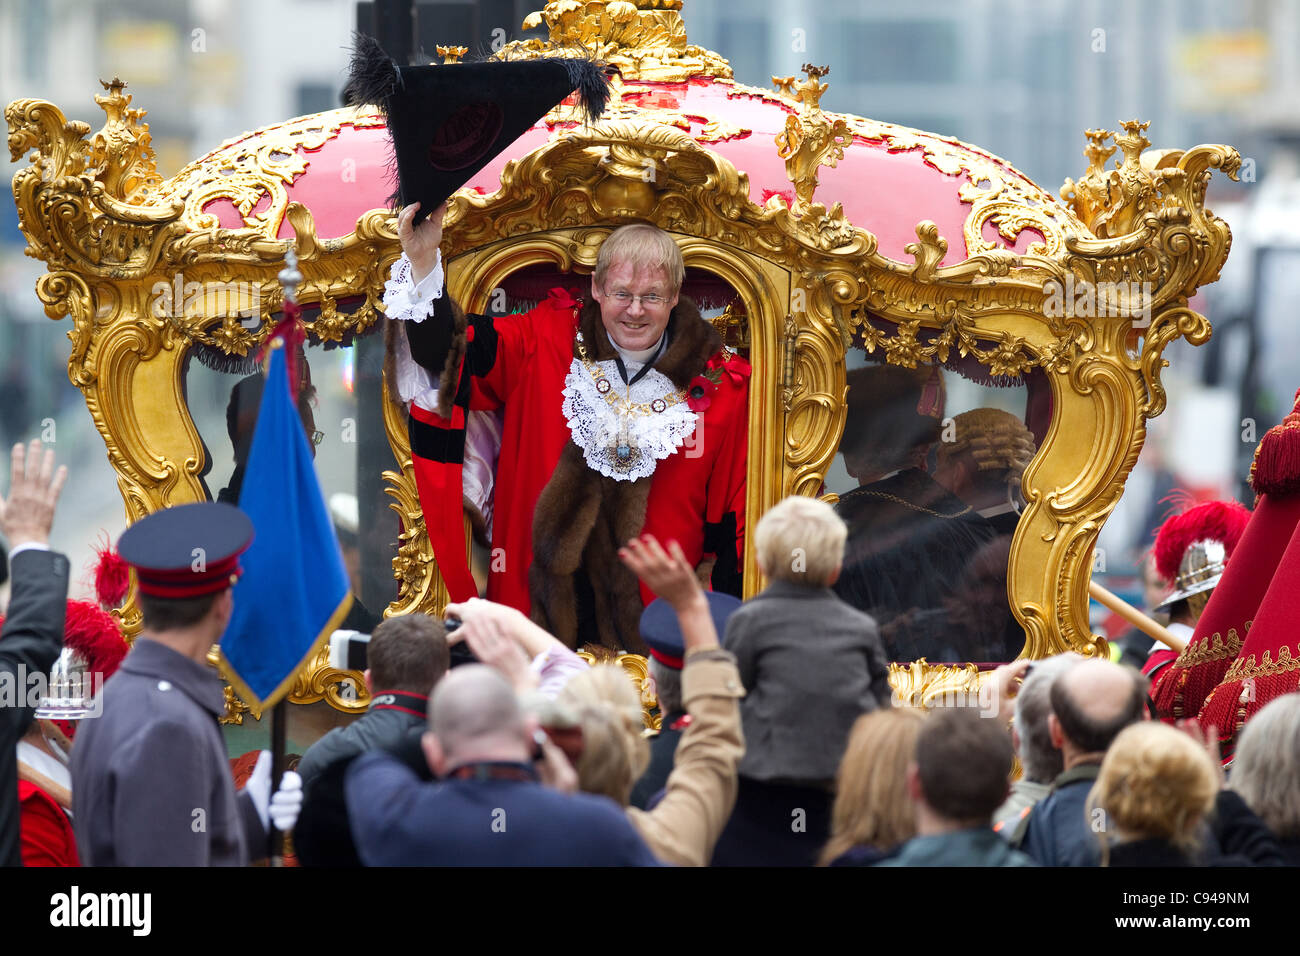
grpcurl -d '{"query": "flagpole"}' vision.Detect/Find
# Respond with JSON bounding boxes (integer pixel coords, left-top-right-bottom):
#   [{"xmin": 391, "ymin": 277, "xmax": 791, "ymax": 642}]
[
  {"xmin": 269, "ymin": 699, "xmax": 287, "ymax": 865},
  {"xmin": 267, "ymin": 247, "xmax": 303, "ymax": 867}
]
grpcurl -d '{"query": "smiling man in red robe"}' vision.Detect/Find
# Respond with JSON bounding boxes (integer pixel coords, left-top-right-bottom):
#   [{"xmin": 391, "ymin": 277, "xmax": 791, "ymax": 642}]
[{"xmin": 384, "ymin": 203, "xmax": 749, "ymax": 652}]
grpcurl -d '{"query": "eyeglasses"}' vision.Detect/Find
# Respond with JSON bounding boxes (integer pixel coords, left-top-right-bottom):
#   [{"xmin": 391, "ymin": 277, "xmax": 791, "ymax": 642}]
[{"xmin": 606, "ymin": 290, "xmax": 669, "ymax": 308}]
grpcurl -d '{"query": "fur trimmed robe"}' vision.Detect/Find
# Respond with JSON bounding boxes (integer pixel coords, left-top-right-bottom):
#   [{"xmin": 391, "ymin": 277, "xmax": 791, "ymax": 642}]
[{"xmin": 397, "ymin": 284, "xmax": 749, "ymax": 652}]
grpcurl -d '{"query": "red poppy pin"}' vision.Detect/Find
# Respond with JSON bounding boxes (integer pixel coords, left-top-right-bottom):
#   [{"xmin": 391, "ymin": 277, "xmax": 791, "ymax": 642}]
[{"xmin": 687, "ymin": 375, "xmax": 715, "ymax": 412}]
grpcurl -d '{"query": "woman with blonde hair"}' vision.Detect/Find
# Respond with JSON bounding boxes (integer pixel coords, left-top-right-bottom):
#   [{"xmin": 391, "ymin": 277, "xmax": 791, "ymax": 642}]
[
  {"xmin": 557, "ymin": 664, "xmax": 652, "ymax": 805},
  {"xmin": 1088, "ymin": 722, "xmax": 1220, "ymax": 866},
  {"xmin": 820, "ymin": 707, "xmax": 926, "ymax": 866}
]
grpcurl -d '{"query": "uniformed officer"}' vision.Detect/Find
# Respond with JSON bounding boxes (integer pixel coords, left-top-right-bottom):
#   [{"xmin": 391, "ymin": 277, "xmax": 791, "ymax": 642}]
[
  {"xmin": 70, "ymin": 502, "xmax": 301, "ymax": 866},
  {"xmin": 628, "ymin": 591, "xmax": 741, "ymax": 810}
]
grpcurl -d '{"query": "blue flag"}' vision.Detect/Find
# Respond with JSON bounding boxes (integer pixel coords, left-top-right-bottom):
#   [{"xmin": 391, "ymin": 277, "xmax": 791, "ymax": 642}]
[{"xmin": 219, "ymin": 344, "xmax": 352, "ymax": 717}]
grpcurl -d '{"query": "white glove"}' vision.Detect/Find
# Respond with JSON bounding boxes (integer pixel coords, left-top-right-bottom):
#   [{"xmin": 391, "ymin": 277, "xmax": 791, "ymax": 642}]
[
  {"xmin": 245, "ymin": 750, "xmax": 303, "ymax": 832},
  {"xmin": 269, "ymin": 770, "xmax": 303, "ymax": 832}
]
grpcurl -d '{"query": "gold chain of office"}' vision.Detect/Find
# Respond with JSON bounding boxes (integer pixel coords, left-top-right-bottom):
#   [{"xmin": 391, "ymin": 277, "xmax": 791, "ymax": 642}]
[{"xmin": 573, "ymin": 331, "xmax": 687, "ymax": 416}]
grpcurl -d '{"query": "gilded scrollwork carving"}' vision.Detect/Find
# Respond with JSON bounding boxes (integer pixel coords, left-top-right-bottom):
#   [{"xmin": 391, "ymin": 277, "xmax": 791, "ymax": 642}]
[
  {"xmin": 905, "ymin": 220, "xmax": 948, "ymax": 283},
  {"xmin": 888, "ymin": 660, "xmax": 984, "ymax": 709},
  {"xmin": 773, "ymin": 65, "xmax": 853, "ymax": 217},
  {"xmin": 285, "ymin": 645, "xmax": 368, "ymax": 715},
  {"xmin": 1061, "ymin": 128, "xmax": 1120, "ymax": 229},
  {"xmin": 513, "ymin": 0, "xmax": 732, "ymax": 82},
  {"xmin": 379, "ymin": 363, "xmax": 450, "ymax": 620},
  {"xmin": 155, "ymin": 108, "xmax": 387, "ymax": 236},
  {"xmin": 219, "ymin": 685, "xmax": 252, "ymax": 725},
  {"xmin": 88, "ymin": 78, "xmax": 163, "ymax": 205},
  {"xmin": 576, "ymin": 650, "xmax": 661, "ymax": 730}
]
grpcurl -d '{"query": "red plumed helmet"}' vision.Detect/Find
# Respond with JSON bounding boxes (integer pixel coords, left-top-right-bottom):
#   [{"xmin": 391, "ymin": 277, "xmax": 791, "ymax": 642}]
[
  {"xmin": 63, "ymin": 600, "xmax": 128, "ymax": 681},
  {"xmin": 1153, "ymin": 499, "xmax": 1252, "ymax": 585},
  {"xmin": 0, "ymin": 602, "xmax": 126, "ymax": 682},
  {"xmin": 92, "ymin": 536, "xmax": 130, "ymax": 609}
]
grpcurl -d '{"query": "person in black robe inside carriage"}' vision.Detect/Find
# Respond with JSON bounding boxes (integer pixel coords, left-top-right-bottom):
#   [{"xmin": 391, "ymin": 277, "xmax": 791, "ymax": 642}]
[{"xmin": 833, "ymin": 364, "xmax": 998, "ymax": 661}]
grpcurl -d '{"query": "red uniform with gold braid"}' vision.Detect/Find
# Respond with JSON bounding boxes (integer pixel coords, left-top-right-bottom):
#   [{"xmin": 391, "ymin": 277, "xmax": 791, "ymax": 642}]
[
  {"xmin": 1143, "ymin": 499, "xmax": 1250, "ymax": 713},
  {"xmin": 1197, "ymin": 390, "xmax": 1300, "ymax": 757}
]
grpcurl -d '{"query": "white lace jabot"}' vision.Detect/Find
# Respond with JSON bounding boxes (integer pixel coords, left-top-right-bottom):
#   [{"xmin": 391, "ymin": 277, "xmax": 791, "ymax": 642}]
[{"xmin": 562, "ymin": 357, "xmax": 697, "ymax": 482}]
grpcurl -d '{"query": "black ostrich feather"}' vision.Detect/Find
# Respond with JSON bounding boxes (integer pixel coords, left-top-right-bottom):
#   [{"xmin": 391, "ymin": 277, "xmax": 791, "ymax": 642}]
[
  {"xmin": 558, "ymin": 58, "xmax": 618, "ymax": 123},
  {"xmin": 343, "ymin": 33, "xmax": 400, "ymax": 114}
]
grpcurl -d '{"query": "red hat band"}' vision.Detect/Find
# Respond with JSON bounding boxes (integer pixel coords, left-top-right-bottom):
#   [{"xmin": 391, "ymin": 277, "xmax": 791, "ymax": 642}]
[{"xmin": 133, "ymin": 554, "xmax": 244, "ymax": 598}]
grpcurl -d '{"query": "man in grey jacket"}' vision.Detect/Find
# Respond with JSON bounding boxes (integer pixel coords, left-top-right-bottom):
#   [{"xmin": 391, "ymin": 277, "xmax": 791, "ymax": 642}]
[
  {"xmin": 993, "ymin": 653, "xmax": 1084, "ymax": 834},
  {"xmin": 71, "ymin": 502, "xmax": 300, "ymax": 866},
  {"xmin": 0, "ymin": 440, "xmax": 69, "ymax": 867}
]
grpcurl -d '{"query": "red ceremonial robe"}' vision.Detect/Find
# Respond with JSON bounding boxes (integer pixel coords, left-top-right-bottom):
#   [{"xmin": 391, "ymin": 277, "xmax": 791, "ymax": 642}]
[
  {"xmin": 405, "ymin": 287, "xmax": 748, "ymax": 651},
  {"xmin": 18, "ymin": 779, "xmax": 78, "ymax": 867}
]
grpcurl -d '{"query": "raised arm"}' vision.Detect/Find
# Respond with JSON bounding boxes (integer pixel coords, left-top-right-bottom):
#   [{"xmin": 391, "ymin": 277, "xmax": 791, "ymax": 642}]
[
  {"xmin": 444, "ymin": 598, "xmax": 588, "ymax": 698},
  {"xmin": 0, "ymin": 440, "xmax": 70, "ymax": 867},
  {"xmin": 387, "ymin": 202, "xmax": 459, "ymax": 378},
  {"xmin": 619, "ymin": 535, "xmax": 745, "ymax": 866},
  {"xmin": 385, "ymin": 202, "xmax": 534, "ymax": 413}
]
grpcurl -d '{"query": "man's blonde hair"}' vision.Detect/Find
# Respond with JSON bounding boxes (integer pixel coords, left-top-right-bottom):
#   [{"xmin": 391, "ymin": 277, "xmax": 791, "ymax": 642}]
[
  {"xmin": 755, "ymin": 495, "xmax": 847, "ymax": 587},
  {"xmin": 557, "ymin": 664, "xmax": 649, "ymax": 806},
  {"xmin": 594, "ymin": 223, "xmax": 684, "ymax": 293}
]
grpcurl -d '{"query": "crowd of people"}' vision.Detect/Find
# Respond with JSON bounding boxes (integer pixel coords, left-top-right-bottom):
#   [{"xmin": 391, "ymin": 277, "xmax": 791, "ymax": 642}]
[{"xmin": 4, "ymin": 437, "xmax": 1300, "ymax": 868}]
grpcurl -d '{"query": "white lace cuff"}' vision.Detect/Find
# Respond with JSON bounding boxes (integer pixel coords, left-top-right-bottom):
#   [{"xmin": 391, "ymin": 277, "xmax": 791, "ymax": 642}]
[{"xmin": 383, "ymin": 252, "xmax": 445, "ymax": 324}]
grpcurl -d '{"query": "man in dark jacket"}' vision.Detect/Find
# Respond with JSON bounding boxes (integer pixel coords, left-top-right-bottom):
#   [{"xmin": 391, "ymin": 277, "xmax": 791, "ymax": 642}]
[
  {"xmin": 1011, "ymin": 659, "xmax": 1145, "ymax": 865},
  {"xmin": 0, "ymin": 440, "xmax": 69, "ymax": 867},
  {"xmin": 346, "ymin": 664, "xmax": 662, "ymax": 866},
  {"xmin": 833, "ymin": 365, "xmax": 998, "ymax": 662},
  {"xmin": 297, "ymin": 615, "xmax": 449, "ymax": 787},
  {"xmin": 877, "ymin": 707, "xmax": 1033, "ymax": 867},
  {"xmin": 294, "ymin": 614, "xmax": 449, "ymax": 866}
]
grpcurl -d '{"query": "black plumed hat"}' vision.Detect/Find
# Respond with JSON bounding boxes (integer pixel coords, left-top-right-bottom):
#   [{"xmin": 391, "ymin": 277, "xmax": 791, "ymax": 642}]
[{"xmin": 344, "ymin": 34, "xmax": 615, "ymax": 224}]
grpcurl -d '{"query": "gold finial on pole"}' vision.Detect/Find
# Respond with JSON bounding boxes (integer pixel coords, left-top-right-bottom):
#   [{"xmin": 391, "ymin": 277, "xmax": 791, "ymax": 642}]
[{"xmin": 278, "ymin": 248, "xmax": 302, "ymax": 307}]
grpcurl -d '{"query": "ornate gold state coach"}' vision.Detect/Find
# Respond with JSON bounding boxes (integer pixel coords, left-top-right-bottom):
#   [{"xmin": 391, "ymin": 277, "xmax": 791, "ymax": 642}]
[{"xmin": 7, "ymin": 0, "xmax": 1237, "ymax": 730}]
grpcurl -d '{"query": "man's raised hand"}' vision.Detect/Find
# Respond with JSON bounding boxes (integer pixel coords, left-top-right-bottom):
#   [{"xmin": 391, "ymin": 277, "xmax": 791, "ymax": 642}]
[
  {"xmin": 619, "ymin": 535, "xmax": 701, "ymax": 610},
  {"xmin": 620, "ymin": 534, "xmax": 719, "ymax": 653},
  {"xmin": 397, "ymin": 201, "xmax": 446, "ymax": 284},
  {"xmin": 0, "ymin": 440, "xmax": 68, "ymax": 548}
]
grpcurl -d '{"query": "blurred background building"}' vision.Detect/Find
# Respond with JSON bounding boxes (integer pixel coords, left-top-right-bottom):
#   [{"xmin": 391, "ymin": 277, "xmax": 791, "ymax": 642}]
[{"xmin": 1, "ymin": 0, "xmax": 1296, "ymax": 622}]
